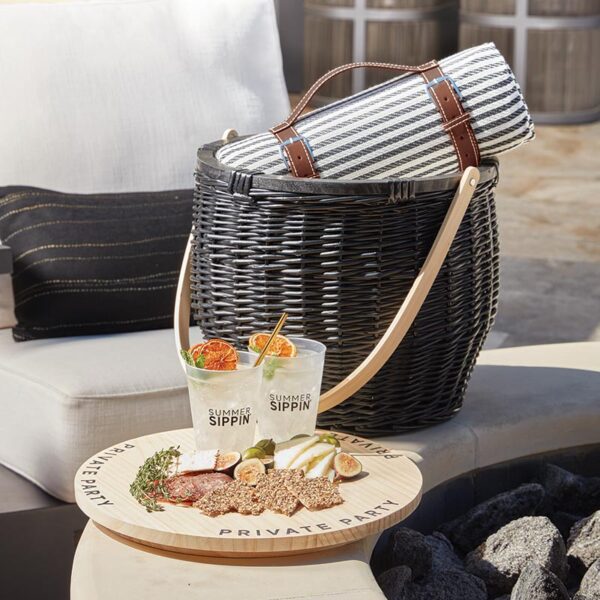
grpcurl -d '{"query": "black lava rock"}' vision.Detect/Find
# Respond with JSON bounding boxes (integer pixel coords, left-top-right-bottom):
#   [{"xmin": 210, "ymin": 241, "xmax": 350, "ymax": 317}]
[
  {"xmin": 402, "ymin": 569, "xmax": 487, "ymax": 600},
  {"xmin": 425, "ymin": 532, "xmax": 464, "ymax": 573},
  {"xmin": 391, "ymin": 528, "xmax": 432, "ymax": 581},
  {"xmin": 574, "ymin": 559, "xmax": 600, "ymax": 600},
  {"xmin": 550, "ymin": 510, "xmax": 584, "ymax": 542},
  {"xmin": 568, "ymin": 511, "xmax": 600, "ymax": 574},
  {"xmin": 510, "ymin": 561, "xmax": 570, "ymax": 600},
  {"xmin": 440, "ymin": 483, "xmax": 546, "ymax": 554},
  {"xmin": 465, "ymin": 516, "xmax": 567, "ymax": 596},
  {"xmin": 541, "ymin": 465, "xmax": 600, "ymax": 516},
  {"xmin": 377, "ymin": 565, "xmax": 412, "ymax": 600}
]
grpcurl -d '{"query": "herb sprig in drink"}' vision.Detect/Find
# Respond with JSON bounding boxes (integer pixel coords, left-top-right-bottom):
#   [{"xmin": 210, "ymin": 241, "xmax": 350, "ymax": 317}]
[{"xmin": 181, "ymin": 339, "xmax": 262, "ymax": 452}]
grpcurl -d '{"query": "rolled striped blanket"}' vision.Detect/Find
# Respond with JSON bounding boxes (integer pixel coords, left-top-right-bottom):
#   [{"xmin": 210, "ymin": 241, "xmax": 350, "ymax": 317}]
[{"xmin": 217, "ymin": 43, "xmax": 534, "ymax": 179}]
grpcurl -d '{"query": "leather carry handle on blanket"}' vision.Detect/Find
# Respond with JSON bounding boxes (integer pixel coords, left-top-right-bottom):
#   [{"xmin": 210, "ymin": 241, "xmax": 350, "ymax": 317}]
[
  {"xmin": 271, "ymin": 61, "xmax": 480, "ymax": 178},
  {"xmin": 174, "ymin": 168, "xmax": 481, "ymax": 415}
]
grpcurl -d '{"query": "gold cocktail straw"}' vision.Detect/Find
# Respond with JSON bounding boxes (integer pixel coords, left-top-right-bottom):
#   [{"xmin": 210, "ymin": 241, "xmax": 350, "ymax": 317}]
[{"xmin": 253, "ymin": 312, "xmax": 288, "ymax": 367}]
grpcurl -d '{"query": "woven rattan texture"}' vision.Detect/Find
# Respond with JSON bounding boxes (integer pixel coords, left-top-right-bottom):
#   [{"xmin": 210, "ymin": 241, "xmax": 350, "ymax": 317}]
[{"xmin": 191, "ymin": 155, "xmax": 500, "ymax": 435}]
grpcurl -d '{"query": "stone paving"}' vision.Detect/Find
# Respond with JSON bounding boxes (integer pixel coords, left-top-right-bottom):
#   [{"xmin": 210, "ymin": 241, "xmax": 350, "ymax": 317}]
[{"xmin": 492, "ymin": 123, "xmax": 600, "ymax": 348}]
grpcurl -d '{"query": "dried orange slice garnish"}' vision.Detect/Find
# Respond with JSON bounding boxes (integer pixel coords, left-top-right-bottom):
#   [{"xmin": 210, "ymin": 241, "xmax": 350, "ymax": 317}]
[
  {"xmin": 189, "ymin": 339, "xmax": 238, "ymax": 371},
  {"xmin": 248, "ymin": 333, "xmax": 297, "ymax": 358},
  {"xmin": 189, "ymin": 343, "xmax": 205, "ymax": 362}
]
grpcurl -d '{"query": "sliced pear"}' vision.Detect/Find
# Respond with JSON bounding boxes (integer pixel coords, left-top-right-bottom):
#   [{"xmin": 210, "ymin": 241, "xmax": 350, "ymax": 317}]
[
  {"xmin": 289, "ymin": 442, "xmax": 335, "ymax": 470},
  {"xmin": 305, "ymin": 448, "xmax": 336, "ymax": 478},
  {"xmin": 274, "ymin": 435, "xmax": 319, "ymax": 470},
  {"xmin": 318, "ymin": 433, "xmax": 340, "ymax": 447}
]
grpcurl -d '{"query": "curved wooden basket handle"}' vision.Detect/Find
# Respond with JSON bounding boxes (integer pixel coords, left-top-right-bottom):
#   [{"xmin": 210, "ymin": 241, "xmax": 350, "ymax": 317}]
[
  {"xmin": 175, "ymin": 167, "xmax": 481, "ymax": 413},
  {"xmin": 174, "ymin": 230, "xmax": 194, "ymax": 359},
  {"xmin": 318, "ymin": 167, "xmax": 480, "ymax": 412}
]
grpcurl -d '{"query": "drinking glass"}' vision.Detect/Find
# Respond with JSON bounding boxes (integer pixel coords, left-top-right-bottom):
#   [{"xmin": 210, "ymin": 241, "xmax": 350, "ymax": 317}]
[
  {"xmin": 250, "ymin": 337, "xmax": 326, "ymax": 442},
  {"xmin": 185, "ymin": 351, "xmax": 262, "ymax": 451}
]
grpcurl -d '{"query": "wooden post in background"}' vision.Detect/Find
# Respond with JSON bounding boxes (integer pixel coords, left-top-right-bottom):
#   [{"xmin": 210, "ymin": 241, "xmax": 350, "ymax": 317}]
[{"xmin": 275, "ymin": 0, "xmax": 305, "ymax": 93}]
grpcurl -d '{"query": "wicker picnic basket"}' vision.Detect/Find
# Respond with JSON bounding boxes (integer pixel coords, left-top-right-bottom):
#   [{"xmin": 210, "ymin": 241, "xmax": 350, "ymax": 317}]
[
  {"xmin": 173, "ymin": 50, "xmax": 514, "ymax": 434},
  {"xmin": 175, "ymin": 138, "xmax": 499, "ymax": 435}
]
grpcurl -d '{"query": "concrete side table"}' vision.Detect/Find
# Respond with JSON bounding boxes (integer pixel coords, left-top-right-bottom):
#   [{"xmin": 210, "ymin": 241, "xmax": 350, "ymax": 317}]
[{"xmin": 71, "ymin": 522, "xmax": 385, "ymax": 600}]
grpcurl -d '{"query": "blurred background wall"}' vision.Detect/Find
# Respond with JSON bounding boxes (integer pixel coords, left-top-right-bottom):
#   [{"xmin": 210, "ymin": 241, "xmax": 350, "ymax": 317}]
[{"xmin": 277, "ymin": 0, "xmax": 600, "ymax": 124}]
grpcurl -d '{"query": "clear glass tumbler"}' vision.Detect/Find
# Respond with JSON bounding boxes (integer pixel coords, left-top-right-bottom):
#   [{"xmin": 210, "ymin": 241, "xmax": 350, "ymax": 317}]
[
  {"xmin": 250, "ymin": 337, "xmax": 326, "ymax": 443},
  {"xmin": 185, "ymin": 351, "xmax": 262, "ymax": 451}
]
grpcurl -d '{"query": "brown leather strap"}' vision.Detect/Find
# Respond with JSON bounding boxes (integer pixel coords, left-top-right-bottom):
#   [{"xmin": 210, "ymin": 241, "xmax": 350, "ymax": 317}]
[
  {"xmin": 271, "ymin": 61, "xmax": 437, "ymax": 180},
  {"xmin": 271, "ymin": 60, "xmax": 480, "ymax": 178},
  {"xmin": 277, "ymin": 60, "xmax": 437, "ymax": 128},
  {"xmin": 271, "ymin": 124, "xmax": 318, "ymax": 178},
  {"xmin": 420, "ymin": 65, "xmax": 480, "ymax": 171}
]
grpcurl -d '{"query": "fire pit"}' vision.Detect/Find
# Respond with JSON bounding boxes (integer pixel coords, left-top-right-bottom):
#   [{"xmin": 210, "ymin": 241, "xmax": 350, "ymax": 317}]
[
  {"xmin": 371, "ymin": 459, "xmax": 600, "ymax": 599},
  {"xmin": 369, "ymin": 342, "xmax": 600, "ymax": 600}
]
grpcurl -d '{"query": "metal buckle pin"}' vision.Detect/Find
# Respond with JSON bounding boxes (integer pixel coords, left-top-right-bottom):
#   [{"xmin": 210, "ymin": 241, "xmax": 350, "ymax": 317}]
[{"xmin": 425, "ymin": 74, "xmax": 464, "ymax": 101}]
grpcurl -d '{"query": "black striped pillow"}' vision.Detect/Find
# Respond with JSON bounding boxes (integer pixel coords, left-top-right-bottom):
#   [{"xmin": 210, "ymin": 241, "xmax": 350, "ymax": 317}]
[{"xmin": 0, "ymin": 187, "xmax": 192, "ymax": 341}]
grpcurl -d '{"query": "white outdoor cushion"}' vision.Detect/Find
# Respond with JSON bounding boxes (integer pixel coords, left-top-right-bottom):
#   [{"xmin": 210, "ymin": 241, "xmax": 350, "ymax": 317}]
[
  {"xmin": 0, "ymin": 0, "xmax": 289, "ymax": 193},
  {"xmin": 0, "ymin": 327, "xmax": 203, "ymax": 502},
  {"xmin": 0, "ymin": 0, "xmax": 289, "ymax": 327}
]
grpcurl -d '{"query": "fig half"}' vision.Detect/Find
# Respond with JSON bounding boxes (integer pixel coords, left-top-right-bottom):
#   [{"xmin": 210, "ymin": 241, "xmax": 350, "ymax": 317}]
[
  {"xmin": 233, "ymin": 458, "xmax": 266, "ymax": 485},
  {"xmin": 215, "ymin": 451, "xmax": 241, "ymax": 472},
  {"xmin": 334, "ymin": 452, "xmax": 362, "ymax": 479}
]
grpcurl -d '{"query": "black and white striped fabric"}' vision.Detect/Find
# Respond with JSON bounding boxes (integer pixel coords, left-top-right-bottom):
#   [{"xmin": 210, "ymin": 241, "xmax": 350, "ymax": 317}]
[{"xmin": 217, "ymin": 43, "xmax": 534, "ymax": 179}]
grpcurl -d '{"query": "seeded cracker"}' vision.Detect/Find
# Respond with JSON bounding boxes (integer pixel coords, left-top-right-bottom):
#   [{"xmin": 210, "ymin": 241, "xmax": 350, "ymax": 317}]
[
  {"xmin": 254, "ymin": 473, "xmax": 300, "ymax": 517},
  {"xmin": 194, "ymin": 469, "xmax": 344, "ymax": 517},
  {"xmin": 229, "ymin": 481, "xmax": 264, "ymax": 516},
  {"xmin": 193, "ymin": 483, "xmax": 234, "ymax": 516},
  {"xmin": 195, "ymin": 481, "xmax": 264, "ymax": 517},
  {"xmin": 286, "ymin": 476, "xmax": 343, "ymax": 511},
  {"xmin": 268, "ymin": 468, "xmax": 305, "ymax": 484}
]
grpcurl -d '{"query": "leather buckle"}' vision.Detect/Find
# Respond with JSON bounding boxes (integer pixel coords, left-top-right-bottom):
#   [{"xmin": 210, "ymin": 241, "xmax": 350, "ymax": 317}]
[
  {"xmin": 278, "ymin": 134, "xmax": 315, "ymax": 169},
  {"xmin": 425, "ymin": 74, "xmax": 464, "ymax": 101}
]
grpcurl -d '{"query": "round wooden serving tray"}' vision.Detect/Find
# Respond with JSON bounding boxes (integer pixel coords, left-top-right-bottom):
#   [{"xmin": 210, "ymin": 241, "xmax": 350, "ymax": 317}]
[{"xmin": 74, "ymin": 429, "xmax": 422, "ymax": 557}]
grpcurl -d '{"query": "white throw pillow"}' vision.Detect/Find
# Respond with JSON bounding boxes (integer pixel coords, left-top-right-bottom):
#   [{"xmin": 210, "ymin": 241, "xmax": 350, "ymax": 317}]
[{"xmin": 0, "ymin": 0, "xmax": 289, "ymax": 328}]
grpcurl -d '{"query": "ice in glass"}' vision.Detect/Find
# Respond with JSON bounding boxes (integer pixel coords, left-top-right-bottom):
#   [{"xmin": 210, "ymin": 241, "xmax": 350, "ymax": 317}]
[
  {"xmin": 249, "ymin": 337, "xmax": 326, "ymax": 442},
  {"xmin": 184, "ymin": 349, "xmax": 262, "ymax": 451}
]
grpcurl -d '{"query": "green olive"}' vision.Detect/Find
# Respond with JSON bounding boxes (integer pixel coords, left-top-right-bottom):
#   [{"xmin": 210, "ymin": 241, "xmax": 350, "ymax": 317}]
[
  {"xmin": 242, "ymin": 446, "xmax": 266, "ymax": 460},
  {"xmin": 255, "ymin": 438, "xmax": 275, "ymax": 455},
  {"xmin": 291, "ymin": 433, "xmax": 311, "ymax": 439}
]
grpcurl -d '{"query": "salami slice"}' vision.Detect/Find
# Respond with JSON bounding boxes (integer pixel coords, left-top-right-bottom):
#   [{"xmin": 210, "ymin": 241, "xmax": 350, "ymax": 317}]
[{"xmin": 161, "ymin": 472, "xmax": 233, "ymax": 504}]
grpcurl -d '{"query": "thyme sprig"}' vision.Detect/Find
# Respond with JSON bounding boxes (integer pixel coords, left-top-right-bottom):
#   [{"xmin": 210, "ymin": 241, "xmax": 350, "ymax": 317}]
[{"xmin": 129, "ymin": 446, "xmax": 181, "ymax": 512}]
